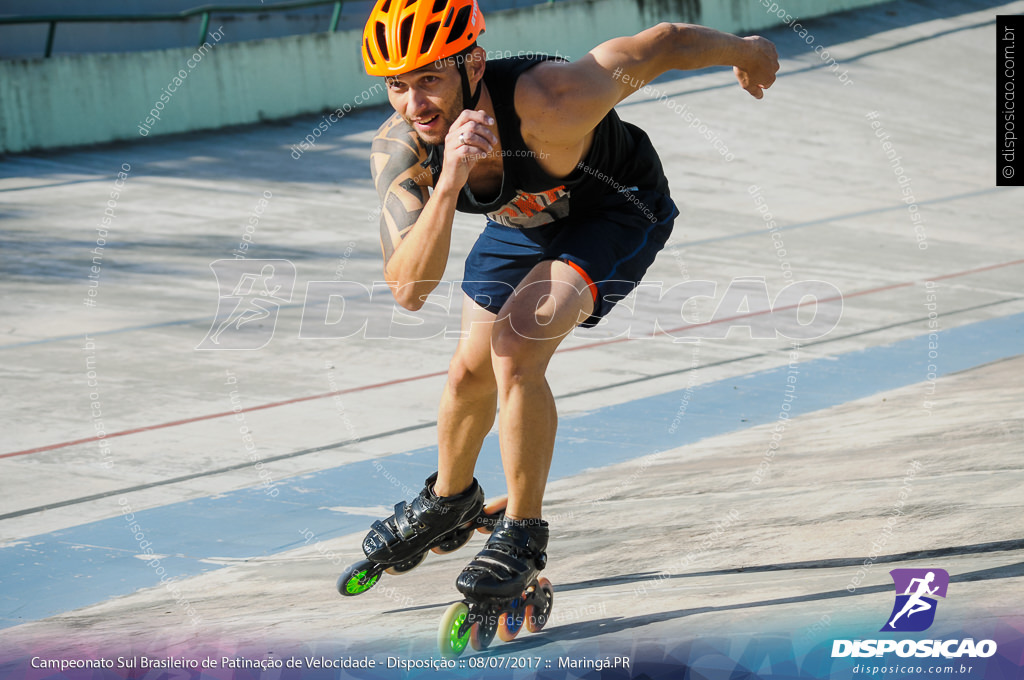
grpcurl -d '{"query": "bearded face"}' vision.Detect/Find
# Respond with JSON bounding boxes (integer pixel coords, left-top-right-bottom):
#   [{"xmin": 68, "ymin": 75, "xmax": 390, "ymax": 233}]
[{"xmin": 386, "ymin": 63, "xmax": 466, "ymax": 146}]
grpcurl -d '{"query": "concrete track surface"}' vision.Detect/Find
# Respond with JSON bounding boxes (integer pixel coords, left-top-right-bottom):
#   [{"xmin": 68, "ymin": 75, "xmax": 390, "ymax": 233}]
[{"xmin": 1, "ymin": 0, "xmax": 1022, "ymax": 678}]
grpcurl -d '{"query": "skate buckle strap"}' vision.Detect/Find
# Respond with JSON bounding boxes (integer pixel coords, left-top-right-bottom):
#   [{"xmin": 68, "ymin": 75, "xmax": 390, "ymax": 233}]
[
  {"xmin": 489, "ymin": 520, "xmax": 549, "ymax": 570},
  {"xmin": 471, "ymin": 548, "xmax": 529, "ymax": 578},
  {"xmin": 368, "ymin": 519, "xmax": 394, "ymax": 544},
  {"xmin": 392, "ymin": 501, "xmax": 419, "ymax": 540}
]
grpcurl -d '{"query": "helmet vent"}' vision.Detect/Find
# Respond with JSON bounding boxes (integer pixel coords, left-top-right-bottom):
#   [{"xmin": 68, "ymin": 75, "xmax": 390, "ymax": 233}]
[
  {"xmin": 421, "ymin": 22, "xmax": 440, "ymax": 54},
  {"xmin": 364, "ymin": 38, "xmax": 377, "ymax": 64},
  {"xmin": 446, "ymin": 5, "xmax": 470, "ymax": 44},
  {"xmin": 399, "ymin": 14, "xmax": 415, "ymax": 55},
  {"xmin": 375, "ymin": 22, "xmax": 390, "ymax": 60}
]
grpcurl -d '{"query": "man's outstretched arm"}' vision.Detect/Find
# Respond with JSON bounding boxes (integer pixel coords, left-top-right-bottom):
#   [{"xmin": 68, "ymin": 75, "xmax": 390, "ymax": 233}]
[{"xmin": 519, "ymin": 23, "xmax": 779, "ymax": 145}]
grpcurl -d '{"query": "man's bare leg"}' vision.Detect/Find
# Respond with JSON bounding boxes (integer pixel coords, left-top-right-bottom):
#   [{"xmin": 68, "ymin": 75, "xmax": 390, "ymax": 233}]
[
  {"xmin": 434, "ymin": 295, "xmax": 500, "ymax": 497},
  {"xmin": 490, "ymin": 260, "xmax": 594, "ymax": 519}
]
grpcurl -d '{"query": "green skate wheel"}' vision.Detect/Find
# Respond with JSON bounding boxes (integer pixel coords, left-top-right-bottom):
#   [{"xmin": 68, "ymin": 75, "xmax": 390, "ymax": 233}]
[
  {"xmin": 438, "ymin": 602, "xmax": 471, "ymax": 658},
  {"xmin": 337, "ymin": 559, "xmax": 383, "ymax": 596}
]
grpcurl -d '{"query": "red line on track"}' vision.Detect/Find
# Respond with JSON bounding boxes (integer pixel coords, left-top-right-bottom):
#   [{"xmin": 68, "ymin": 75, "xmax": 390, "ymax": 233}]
[
  {"xmin": 0, "ymin": 370, "xmax": 448, "ymax": 459},
  {"xmin": 930, "ymin": 258, "xmax": 1024, "ymax": 281},
  {"xmin": 4, "ymin": 258, "xmax": 1022, "ymax": 460}
]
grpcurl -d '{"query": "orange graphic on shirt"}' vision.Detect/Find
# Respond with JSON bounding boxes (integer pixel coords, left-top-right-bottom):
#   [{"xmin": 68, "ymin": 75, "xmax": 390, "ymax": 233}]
[{"xmin": 488, "ymin": 186, "xmax": 570, "ymax": 228}]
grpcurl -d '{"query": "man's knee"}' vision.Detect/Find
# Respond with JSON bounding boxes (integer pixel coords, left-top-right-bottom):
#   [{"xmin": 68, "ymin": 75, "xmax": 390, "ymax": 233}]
[
  {"xmin": 490, "ymin": 324, "xmax": 547, "ymax": 386},
  {"xmin": 448, "ymin": 350, "xmax": 496, "ymax": 398}
]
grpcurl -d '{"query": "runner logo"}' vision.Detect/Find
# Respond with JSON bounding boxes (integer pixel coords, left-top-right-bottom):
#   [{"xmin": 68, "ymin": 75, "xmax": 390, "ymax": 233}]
[
  {"xmin": 881, "ymin": 568, "xmax": 949, "ymax": 632},
  {"xmin": 197, "ymin": 259, "xmax": 295, "ymax": 350}
]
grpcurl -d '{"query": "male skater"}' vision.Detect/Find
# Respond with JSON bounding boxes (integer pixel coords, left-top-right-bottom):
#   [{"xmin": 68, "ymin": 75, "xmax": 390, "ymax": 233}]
[{"xmin": 358, "ymin": 0, "xmax": 778, "ymax": 601}]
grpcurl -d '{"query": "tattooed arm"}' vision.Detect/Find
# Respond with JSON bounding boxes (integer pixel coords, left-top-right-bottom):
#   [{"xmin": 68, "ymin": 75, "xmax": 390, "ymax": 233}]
[{"xmin": 371, "ymin": 113, "xmax": 459, "ymax": 311}]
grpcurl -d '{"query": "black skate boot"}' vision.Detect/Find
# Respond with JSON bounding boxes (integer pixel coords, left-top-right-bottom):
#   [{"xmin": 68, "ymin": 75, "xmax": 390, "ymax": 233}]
[
  {"xmin": 438, "ymin": 517, "xmax": 555, "ymax": 657},
  {"xmin": 337, "ymin": 472, "xmax": 505, "ymax": 596}
]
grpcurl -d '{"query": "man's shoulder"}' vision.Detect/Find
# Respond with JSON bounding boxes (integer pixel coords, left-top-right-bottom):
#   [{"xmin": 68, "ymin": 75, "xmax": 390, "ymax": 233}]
[
  {"xmin": 370, "ymin": 112, "xmax": 433, "ymax": 189},
  {"xmin": 372, "ymin": 113, "xmax": 431, "ymax": 164},
  {"xmin": 490, "ymin": 53, "xmax": 565, "ymax": 91},
  {"xmin": 511, "ymin": 58, "xmax": 581, "ymax": 135},
  {"xmin": 374, "ymin": 112, "xmax": 417, "ymax": 146}
]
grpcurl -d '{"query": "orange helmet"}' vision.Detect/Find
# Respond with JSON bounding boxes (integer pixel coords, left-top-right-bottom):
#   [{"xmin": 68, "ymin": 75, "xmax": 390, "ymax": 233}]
[{"xmin": 362, "ymin": 0, "xmax": 484, "ymax": 76}]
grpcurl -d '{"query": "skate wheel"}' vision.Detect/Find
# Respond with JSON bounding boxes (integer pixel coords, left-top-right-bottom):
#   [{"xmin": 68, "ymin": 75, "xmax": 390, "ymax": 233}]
[
  {"xmin": 384, "ymin": 550, "xmax": 427, "ymax": 575},
  {"xmin": 497, "ymin": 606, "xmax": 525, "ymax": 642},
  {"xmin": 524, "ymin": 577, "xmax": 554, "ymax": 633},
  {"xmin": 337, "ymin": 560, "xmax": 383, "ymax": 596},
  {"xmin": 438, "ymin": 602, "xmax": 471, "ymax": 658},
  {"xmin": 431, "ymin": 526, "xmax": 474, "ymax": 554},
  {"xmin": 477, "ymin": 496, "xmax": 508, "ymax": 534},
  {"xmin": 470, "ymin": 613, "xmax": 497, "ymax": 651}
]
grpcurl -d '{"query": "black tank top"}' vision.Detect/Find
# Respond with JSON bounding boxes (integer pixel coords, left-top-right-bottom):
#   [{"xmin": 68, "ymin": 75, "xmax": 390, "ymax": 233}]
[{"xmin": 431, "ymin": 55, "xmax": 670, "ymax": 228}]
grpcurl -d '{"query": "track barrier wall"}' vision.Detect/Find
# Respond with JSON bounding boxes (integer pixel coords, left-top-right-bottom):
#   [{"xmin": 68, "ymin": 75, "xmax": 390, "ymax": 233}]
[{"xmin": 0, "ymin": 0, "xmax": 893, "ymax": 153}]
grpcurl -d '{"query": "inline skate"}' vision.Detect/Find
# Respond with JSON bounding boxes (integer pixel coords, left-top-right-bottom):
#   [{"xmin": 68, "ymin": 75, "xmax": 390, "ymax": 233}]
[
  {"xmin": 337, "ymin": 472, "xmax": 506, "ymax": 596},
  {"xmin": 438, "ymin": 517, "xmax": 554, "ymax": 657}
]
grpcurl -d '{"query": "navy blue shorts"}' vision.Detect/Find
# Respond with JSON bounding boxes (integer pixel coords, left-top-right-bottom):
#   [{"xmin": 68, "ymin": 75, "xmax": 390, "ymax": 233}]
[{"xmin": 462, "ymin": 188, "xmax": 678, "ymax": 328}]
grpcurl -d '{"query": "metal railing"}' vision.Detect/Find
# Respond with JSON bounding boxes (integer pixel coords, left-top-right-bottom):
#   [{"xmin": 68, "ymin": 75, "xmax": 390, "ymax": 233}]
[{"xmin": 0, "ymin": 0, "xmax": 345, "ymax": 58}]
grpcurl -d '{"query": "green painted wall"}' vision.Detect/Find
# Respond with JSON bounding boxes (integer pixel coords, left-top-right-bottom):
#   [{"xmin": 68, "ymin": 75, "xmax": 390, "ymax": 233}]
[{"xmin": 0, "ymin": 0, "xmax": 892, "ymax": 153}]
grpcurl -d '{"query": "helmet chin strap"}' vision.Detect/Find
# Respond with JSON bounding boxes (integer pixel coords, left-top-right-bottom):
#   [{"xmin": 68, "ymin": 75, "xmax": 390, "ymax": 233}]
[{"xmin": 459, "ymin": 62, "xmax": 482, "ymax": 111}]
